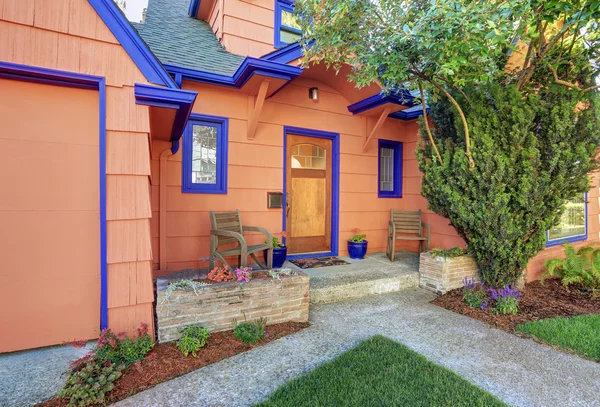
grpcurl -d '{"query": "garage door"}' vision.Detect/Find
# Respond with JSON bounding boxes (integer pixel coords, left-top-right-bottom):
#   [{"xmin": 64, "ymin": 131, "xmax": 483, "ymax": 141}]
[{"xmin": 0, "ymin": 78, "xmax": 100, "ymax": 353}]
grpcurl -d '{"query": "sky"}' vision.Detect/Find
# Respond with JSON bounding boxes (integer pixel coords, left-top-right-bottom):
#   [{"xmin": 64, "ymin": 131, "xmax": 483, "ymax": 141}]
[{"xmin": 116, "ymin": 0, "xmax": 149, "ymax": 23}]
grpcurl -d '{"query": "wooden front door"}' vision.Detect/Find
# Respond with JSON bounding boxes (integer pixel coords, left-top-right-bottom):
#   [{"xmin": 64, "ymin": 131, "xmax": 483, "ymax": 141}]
[{"xmin": 286, "ymin": 134, "xmax": 332, "ymax": 254}]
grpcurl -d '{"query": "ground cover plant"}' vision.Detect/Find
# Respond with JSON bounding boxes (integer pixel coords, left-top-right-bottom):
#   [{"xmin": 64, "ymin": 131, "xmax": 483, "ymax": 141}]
[
  {"xmin": 177, "ymin": 325, "xmax": 210, "ymax": 357},
  {"xmin": 37, "ymin": 322, "xmax": 309, "ymax": 407},
  {"xmin": 254, "ymin": 335, "xmax": 507, "ymax": 407},
  {"xmin": 516, "ymin": 314, "xmax": 600, "ymax": 361},
  {"xmin": 233, "ymin": 316, "xmax": 267, "ymax": 344},
  {"xmin": 544, "ymin": 244, "xmax": 600, "ymax": 292},
  {"xmin": 434, "ymin": 279, "xmax": 600, "ymax": 333}
]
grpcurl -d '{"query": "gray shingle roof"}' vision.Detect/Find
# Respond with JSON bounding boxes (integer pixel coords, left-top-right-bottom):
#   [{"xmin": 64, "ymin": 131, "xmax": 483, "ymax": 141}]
[{"xmin": 135, "ymin": 0, "xmax": 245, "ymax": 76}]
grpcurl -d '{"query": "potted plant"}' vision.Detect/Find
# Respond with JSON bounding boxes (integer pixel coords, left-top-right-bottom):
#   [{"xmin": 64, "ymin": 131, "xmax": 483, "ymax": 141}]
[
  {"xmin": 265, "ymin": 232, "xmax": 288, "ymax": 268},
  {"xmin": 348, "ymin": 228, "xmax": 368, "ymax": 259}
]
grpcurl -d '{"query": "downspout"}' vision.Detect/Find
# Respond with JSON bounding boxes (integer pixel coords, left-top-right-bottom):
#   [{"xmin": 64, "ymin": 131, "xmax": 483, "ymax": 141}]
[{"xmin": 159, "ymin": 142, "xmax": 177, "ymax": 271}]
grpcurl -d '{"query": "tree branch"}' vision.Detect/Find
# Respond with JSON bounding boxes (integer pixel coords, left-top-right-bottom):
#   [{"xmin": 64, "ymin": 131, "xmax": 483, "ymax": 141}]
[
  {"xmin": 550, "ymin": 67, "xmax": 600, "ymax": 92},
  {"xmin": 418, "ymin": 80, "xmax": 443, "ymax": 165}
]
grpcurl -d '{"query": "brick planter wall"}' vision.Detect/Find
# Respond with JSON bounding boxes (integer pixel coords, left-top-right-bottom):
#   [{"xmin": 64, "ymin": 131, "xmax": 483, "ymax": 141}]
[
  {"xmin": 419, "ymin": 252, "xmax": 480, "ymax": 294},
  {"xmin": 156, "ymin": 270, "xmax": 310, "ymax": 343}
]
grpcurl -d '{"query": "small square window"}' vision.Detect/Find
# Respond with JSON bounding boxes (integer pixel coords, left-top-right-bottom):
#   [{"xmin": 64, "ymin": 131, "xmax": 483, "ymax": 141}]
[
  {"xmin": 378, "ymin": 139, "xmax": 402, "ymax": 198},
  {"xmin": 182, "ymin": 114, "xmax": 228, "ymax": 194},
  {"xmin": 275, "ymin": 0, "xmax": 301, "ymax": 48}
]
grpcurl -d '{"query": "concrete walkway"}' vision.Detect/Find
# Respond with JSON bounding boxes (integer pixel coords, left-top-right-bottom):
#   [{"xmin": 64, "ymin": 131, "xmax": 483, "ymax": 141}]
[{"xmin": 113, "ymin": 289, "xmax": 600, "ymax": 407}]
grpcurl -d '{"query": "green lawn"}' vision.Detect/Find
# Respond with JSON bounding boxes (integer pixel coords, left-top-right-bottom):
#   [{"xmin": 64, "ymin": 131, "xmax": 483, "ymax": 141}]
[
  {"xmin": 254, "ymin": 335, "xmax": 507, "ymax": 407},
  {"xmin": 517, "ymin": 314, "xmax": 600, "ymax": 361}
]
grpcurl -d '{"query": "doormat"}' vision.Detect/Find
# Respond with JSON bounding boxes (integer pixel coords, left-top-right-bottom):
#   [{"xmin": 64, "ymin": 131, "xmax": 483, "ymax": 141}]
[{"xmin": 289, "ymin": 257, "xmax": 350, "ymax": 269}]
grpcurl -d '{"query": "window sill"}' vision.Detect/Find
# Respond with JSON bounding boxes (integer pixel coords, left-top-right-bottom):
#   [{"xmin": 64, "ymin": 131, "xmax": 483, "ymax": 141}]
[
  {"xmin": 182, "ymin": 186, "xmax": 227, "ymax": 195},
  {"xmin": 546, "ymin": 234, "xmax": 587, "ymax": 248}
]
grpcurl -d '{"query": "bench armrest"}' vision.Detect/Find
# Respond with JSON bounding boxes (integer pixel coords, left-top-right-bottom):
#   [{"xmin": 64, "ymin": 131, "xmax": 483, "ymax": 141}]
[
  {"xmin": 422, "ymin": 222, "xmax": 431, "ymax": 238},
  {"xmin": 243, "ymin": 226, "xmax": 274, "ymax": 248},
  {"xmin": 388, "ymin": 220, "xmax": 396, "ymax": 235}
]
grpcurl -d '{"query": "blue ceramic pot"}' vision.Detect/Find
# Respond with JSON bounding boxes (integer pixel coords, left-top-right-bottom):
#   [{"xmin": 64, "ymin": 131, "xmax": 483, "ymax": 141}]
[
  {"xmin": 264, "ymin": 246, "xmax": 288, "ymax": 268},
  {"xmin": 348, "ymin": 240, "xmax": 368, "ymax": 259}
]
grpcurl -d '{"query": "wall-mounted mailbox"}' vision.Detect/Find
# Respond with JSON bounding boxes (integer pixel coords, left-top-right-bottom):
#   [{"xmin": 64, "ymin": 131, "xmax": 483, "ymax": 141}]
[{"xmin": 267, "ymin": 192, "xmax": 283, "ymax": 208}]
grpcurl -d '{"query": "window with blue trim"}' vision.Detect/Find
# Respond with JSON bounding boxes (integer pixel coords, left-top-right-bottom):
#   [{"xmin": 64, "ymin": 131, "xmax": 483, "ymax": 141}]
[
  {"xmin": 182, "ymin": 114, "xmax": 228, "ymax": 194},
  {"xmin": 547, "ymin": 193, "xmax": 587, "ymax": 246},
  {"xmin": 275, "ymin": 0, "xmax": 301, "ymax": 48},
  {"xmin": 378, "ymin": 139, "xmax": 402, "ymax": 198}
]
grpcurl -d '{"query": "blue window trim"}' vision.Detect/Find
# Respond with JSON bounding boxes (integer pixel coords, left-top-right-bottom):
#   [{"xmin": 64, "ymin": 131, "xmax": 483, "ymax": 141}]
[
  {"xmin": 378, "ymin": 139, "xmax": 403, "ymax": 198},
  {"xmin": 0, "ymin": 61, "xmax": 108, "ymax": 330},
  {"xmin": 275, "ymin": 0, "xmax": 301, "ymax": 48},
  {"xmin": 282, "ymin": 126, "xmax": 340, "ymax": 260},
  {"xmin": 546, "ymin": 193, "xmax": 588, "ymax": 247},
  {"xmin": 182, "ymin": 113, "xmax": 229, "ymax": 194}
]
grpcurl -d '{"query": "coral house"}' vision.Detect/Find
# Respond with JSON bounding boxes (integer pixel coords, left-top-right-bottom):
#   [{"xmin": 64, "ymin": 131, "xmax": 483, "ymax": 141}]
[{"xmin": 0, "ymin": 0, "xmax": 598, "ymax": 353}]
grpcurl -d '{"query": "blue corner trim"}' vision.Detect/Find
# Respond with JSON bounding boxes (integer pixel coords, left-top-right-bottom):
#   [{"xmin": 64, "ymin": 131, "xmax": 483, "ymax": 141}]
[
  {"xmin": 0, "ymin": 61, "xmax": 108, "ymax": 330},
  {"xmin": 88, "ymin": 0, "xmax": 177, "ymax": 88},
  {"xmin": 134, "ymin": 83, "xmax": 198, "ymax": 142},
  {"xmin": 377, "ymin": 139, "xmax": 403, "ymax": 198},
  {"xmin": 388, "ymin": 105, "xmax": 429, "ymax": 121},
  {"xmin": 164, "ymin": 57, "xmax": 303, "ymax": 89},
  {"xmin": 546, "ymin": 193, "xmax": 588, "ymax": 247},
  {"xmin": 282, "ymin": 126, "xmax": 340, "ymax": 258},
  {"xmin": 262, "ymin": 42, "xmax": 304, "ymax": 64},
  {"xmin": 182, "ymin": 113, "xmax": 229, "ymax": 194},
  {"xmin": 348, "ymin": 90, "xmax": 415, "ymax": 115},
  {"xmin": 188, "ymin": 0, "xmax": 201, "ymax": 17}
]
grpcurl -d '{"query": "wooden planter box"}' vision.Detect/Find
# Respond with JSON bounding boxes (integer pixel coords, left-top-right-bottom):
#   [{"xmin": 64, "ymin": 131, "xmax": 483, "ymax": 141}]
[
  {"xmin": 419, "ymin": 252, "xmax": 480, "ymax": 295},
  {"xmin": 156, "ymin": 270, "xmax": 310, "ymax": 343}
]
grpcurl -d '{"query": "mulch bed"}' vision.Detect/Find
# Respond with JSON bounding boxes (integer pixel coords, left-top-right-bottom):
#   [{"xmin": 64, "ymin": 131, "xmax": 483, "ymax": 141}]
[
  {"xmin": 37, "ymin": 321, "xmax": 309, "ymax": 407},
  {"xmin": 289, "ymin": 256, "xmax": 349, "ymax": 269},
  {"xmin": 433, "ymin": 279, "xmax": 600, "ymax": 333}
]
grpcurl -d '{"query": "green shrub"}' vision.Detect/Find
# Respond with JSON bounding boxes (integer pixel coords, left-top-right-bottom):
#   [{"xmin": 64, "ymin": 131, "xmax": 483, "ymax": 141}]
[
  {"xmin": 416, "ymin": 84, "xmax": 600, "ymax": 287},
  {"xmin": 233, "ymin": 317, "xmax": 267, "ymax": 344},
  {"xmin": 94, "ymin": 324, "xmax": 154, "ymax": 367},
  {"xmin": 463, "ymin": 289, "xmax": 487, "ymax": 308},
  {"xmin": 177, "ymin": 325, "xmax": 210, "ymax": 357},
  {"xmin": 431, "ymin": 246, "xmax": 468, "ymax": 259},
  {"xmin": 543, "ymin": 244, "xmax": 600, "ymax": 291},
  {"xmin": 58, "ymin": 360, "xmax": 124, "ymax": 407}
]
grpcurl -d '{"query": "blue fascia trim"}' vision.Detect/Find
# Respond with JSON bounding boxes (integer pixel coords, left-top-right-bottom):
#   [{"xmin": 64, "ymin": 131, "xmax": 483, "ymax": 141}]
[
  {"xmin": 388, "ymin": 106, "xmax": 429, "ymax": 121},
  {"xmin": 88, "ymin": 0, "xmax": 177, "ymax": 88},
  {"xmin": 546, "ymin": 193, "xmax": 588, "ymax": 247},
  {"xmin": 165, "ymin": 57, "xmax": 303, "ymax": 89},
  {"xmin": 262, "ymin": 42, "xmax": 303, "ymax": 64},
  {"xmin": 182, "ymin": 113, "xmax": 229, "ymax": 194},
  {"xmin": 171, "ymin": 139, "xmax": 180, "ymax": 155},
  {"xmin": 164, "ymin": 57, "xmax": 303, "ymax": 89},
  {"xmin": 282, "ymin": 126, "xmax": 340, "ymax": 257},
  {"xmin": 134, "ymin": 83, "xmax": 198, "ymax": 142},
  {"xmin": 0, "ymin": 61, "xmax": 108, "ymax": 330},
  {"xmin": 188, "ymin": 0, "xmax": 201, "ymax": 17},
  {"xmin": 378, "ymin": 139, "xmax": 403, "ymax": 198},
  {"xmin": 348, "ymin": 90, "xmax": 415, "ymax": 115}
]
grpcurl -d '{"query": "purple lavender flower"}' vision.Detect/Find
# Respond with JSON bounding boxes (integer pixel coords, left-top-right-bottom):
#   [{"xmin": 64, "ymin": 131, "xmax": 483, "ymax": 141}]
[
  {"xmin": 480, "ymin": 301, "xmax": 489, "ymax": 310},
  {"xmin": 462, "ymin": 277, "xmax": 478, "ymax": 290}
]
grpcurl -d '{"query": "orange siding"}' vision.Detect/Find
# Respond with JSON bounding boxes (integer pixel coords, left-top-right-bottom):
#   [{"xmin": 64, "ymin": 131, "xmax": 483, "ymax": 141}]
[{"xmin": 0, "ymin": 0, "xmax": 155, "ymax": 347}]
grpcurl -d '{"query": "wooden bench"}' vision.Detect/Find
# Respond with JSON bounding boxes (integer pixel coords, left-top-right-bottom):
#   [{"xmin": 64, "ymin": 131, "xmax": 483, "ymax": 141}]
[
  {"xmin": 209, "ymin": 209, "xmax": 273, "ymax": 270},
  {"xmin": 387, "ymin": 209, "xmax": 430, "ymax": 261}
]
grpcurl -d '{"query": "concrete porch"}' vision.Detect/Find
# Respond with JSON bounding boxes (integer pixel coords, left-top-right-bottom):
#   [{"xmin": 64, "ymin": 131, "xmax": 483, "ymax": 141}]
[{"xmin": 284, "ymin": 251, "xmax": 420, "ymax": 304}]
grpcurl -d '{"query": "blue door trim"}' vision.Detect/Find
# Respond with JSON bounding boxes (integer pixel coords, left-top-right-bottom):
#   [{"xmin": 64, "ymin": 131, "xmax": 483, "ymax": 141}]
[
  {"xmin": 0, "ymin": 61, "xmax": 108, "ymax": 330},
  {"xmin": 283, "ymin": 126, "xmax": 340, "ymax": 260}
]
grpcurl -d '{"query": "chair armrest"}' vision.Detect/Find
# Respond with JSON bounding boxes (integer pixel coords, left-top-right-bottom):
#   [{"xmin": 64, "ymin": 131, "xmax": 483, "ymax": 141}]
[
  {"xmin": 243, "ymin": 226, "xmax": 273, "ymax": 248},
  {"xmin": 210, "ymin": 229, "xmax": 246, "ymax": 248},
  {"xmin": 422, "ymin": 222, "xmax": 431, "ymax": 238},
  {"xmin": 388, "ymin": 220, "xmax": 396, "ymax": 235}
]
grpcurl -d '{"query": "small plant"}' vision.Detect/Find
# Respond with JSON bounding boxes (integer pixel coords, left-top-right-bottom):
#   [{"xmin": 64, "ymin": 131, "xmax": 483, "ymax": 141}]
[
  {"xmin": 161, "ymin": 279, "xmax": 210, "ymax": 304},
  {"xmin": 233, "ymin": 316, "xmax": 267, "ymax": 344},
  {"xmin": 430, "ymin": 246, "xmax": 469, "ymax": 259},
  {"xmin": 177, "ymin": 325, "xmax": 210, "ymax": 357},
  {"xmin": 462, "ymin": 277, "xmax": 487, "ymax": 308},
  {"xmin": 94, "ymin": 323, "xmax": 154, "ymax": 367},
  {"xmin": 58, "ymin": 359, "xmax": 124, "ymax": 407},
  {"xmin": 207, "ymin": 266, "xmax": 234, "ymax": 283},
  {"xmin": 235, "ymin": 267, "xmax": 253, "ymax": 282},
  {"xmin": 268, "ymin": 268, "xmax": 297, "ymax": 280},
  {"xmin": 349, "ymin": 228, "xmax": 366, "ymax": 242},
  {"xmin": 488, "ymin": 285, "xmax": 522, "ymax": 315},
  {"xmin": 543, "ymin": 243, "xmax": 600, "ymax": 292},
  {"xmin": 268, "ymin": 235, "xmax": 286, "ymax": 248}
]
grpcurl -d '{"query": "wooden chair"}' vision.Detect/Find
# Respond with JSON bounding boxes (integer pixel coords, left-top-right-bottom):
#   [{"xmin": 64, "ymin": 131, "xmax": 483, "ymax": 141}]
[
  {"xmin": 209, "ymin": 209, "xmax": 273, "ymax": 270},
  {"xmin": 387, "ymin": 209, "xmax": 430, "ymax": 261}
]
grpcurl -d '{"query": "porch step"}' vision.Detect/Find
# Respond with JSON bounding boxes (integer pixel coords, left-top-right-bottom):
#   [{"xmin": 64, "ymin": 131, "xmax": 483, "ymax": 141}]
[{"xmin": 284, "ymin": 251, "xmax": 420, "ymax": 304}]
